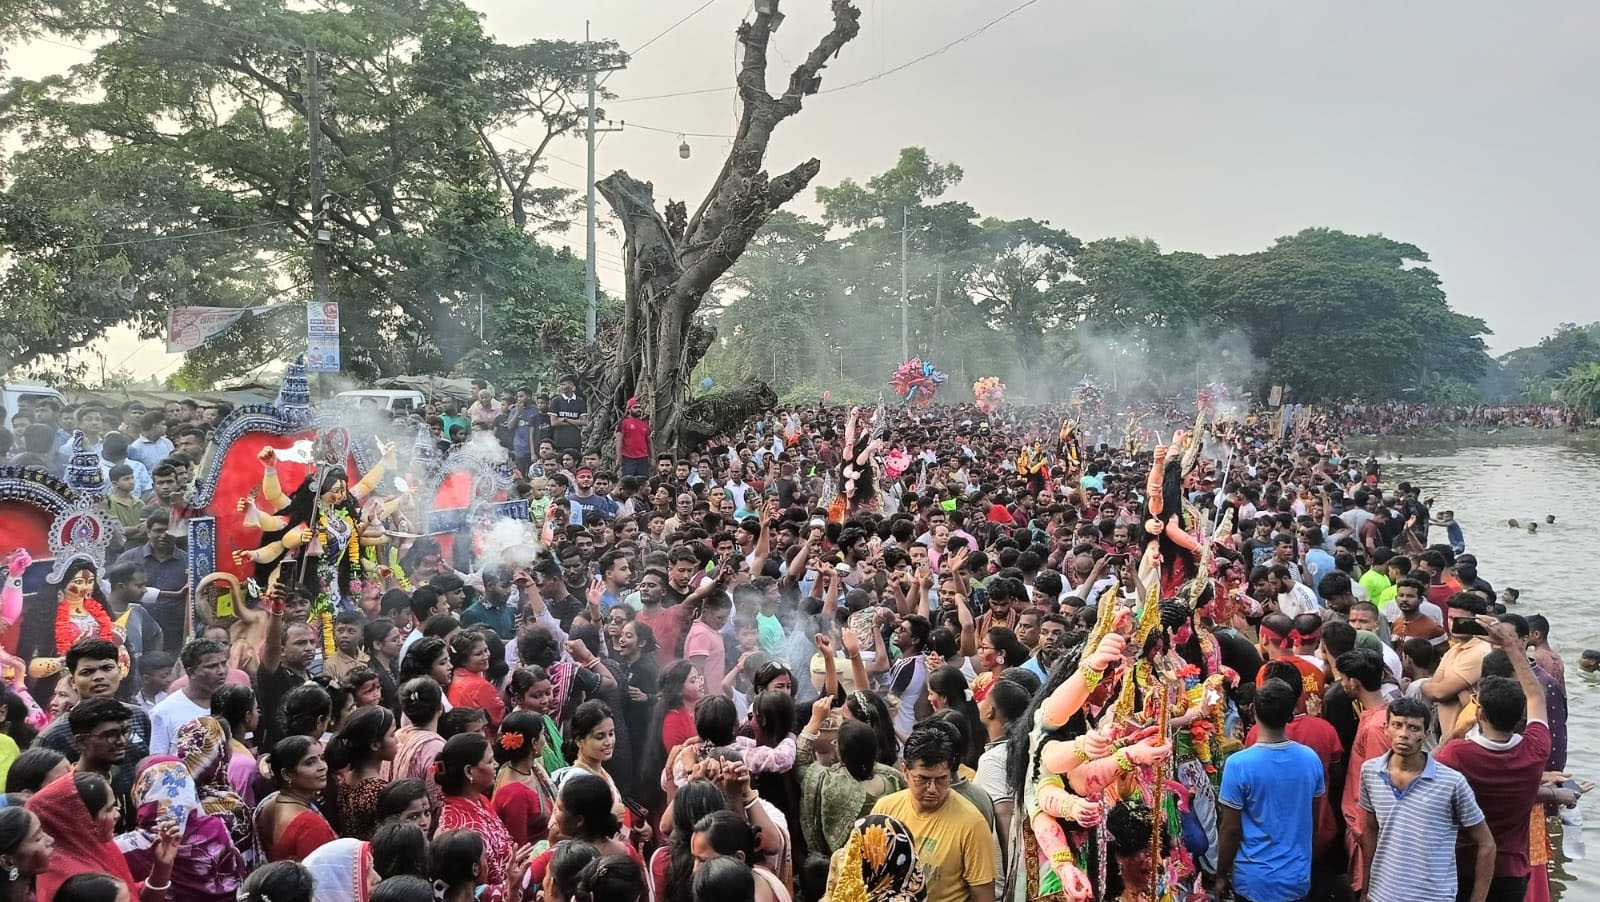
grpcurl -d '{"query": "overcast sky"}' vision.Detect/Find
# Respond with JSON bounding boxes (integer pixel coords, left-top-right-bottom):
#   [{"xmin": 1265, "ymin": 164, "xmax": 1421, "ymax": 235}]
[{"xmin": 17, "ymin": 0, "xmax": 1600, "ymax": 379}]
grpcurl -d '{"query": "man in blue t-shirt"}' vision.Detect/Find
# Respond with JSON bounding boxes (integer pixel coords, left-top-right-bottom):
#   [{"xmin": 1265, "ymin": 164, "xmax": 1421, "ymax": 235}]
[{"xmin": 1217, "ymin": 676, "xmax": 1326, "ymax": 902}]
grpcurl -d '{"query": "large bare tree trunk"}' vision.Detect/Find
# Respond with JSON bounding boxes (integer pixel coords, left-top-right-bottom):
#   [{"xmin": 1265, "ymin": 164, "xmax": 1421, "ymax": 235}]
[{"xmin": 580, "ymin": 0, "xmax": 862, "ymax": 455}]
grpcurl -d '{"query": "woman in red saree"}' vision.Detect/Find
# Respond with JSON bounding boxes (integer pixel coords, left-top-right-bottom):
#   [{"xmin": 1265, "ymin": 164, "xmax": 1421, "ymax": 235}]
[{"xmin": 28, "ymin": 771, "xmax": 179, "ymax": 901}]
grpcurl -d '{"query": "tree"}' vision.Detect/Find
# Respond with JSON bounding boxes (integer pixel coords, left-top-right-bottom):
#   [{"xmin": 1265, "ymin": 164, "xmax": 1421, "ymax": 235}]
[
  {"xmin": 559, "ymin": 0, "xmax": 862, "ymax": 454},
  {"xmin": 1, "ymin": 0, "xmax": 615, "ymax": 381},
  {"xmin": 1555, "ymin": 362, "xmax": 1600, "ymax": 419},
  {"xmin": 1536, "ymin": 323, "xmax": 1600, "ymax": 379},
  {"xmin": 963, "ymin": 218, "xmax": 1079, "ymax": 399}
]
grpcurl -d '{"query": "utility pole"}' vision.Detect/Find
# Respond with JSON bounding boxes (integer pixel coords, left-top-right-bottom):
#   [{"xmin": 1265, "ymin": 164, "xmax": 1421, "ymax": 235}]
[
  {"xmin": 305, "ymin": 39, "xmax": 331, "ymax": 305},
  {"xmin": 584, "ymin": 21, "xmax": 625, "ymax": 342},
  {"xmin": 899, "ymin": 205, "xmax": 909, "ymax": 360}
]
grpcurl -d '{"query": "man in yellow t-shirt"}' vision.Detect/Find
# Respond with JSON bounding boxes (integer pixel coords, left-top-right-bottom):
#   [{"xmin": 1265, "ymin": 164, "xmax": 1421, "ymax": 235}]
[{"xmin": 872, "ymin": 723, "xmax": 997, "ymax": 902}]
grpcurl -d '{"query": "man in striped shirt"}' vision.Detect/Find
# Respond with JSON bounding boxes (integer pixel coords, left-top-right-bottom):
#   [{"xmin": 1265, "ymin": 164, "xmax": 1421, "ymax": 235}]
[{"xmin": 1358, "ymin": 696, "xmax": 1496, "ymax": 902}]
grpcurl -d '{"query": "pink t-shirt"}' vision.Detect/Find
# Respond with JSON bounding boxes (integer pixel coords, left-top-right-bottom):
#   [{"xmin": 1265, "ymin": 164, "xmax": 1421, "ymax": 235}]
[{"xmin": 685, "ymin": 622, "xmax": 725, "ymax": 696}]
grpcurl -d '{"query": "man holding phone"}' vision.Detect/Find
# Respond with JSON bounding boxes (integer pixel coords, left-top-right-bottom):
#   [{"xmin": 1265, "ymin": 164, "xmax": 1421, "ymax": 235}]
[{"xmin": 1423, "ymin": 592, "xmax": 1495, "ymax": 738}]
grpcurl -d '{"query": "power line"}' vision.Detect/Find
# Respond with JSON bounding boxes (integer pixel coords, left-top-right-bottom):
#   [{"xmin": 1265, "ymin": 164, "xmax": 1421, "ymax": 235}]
[
  {"xmin": 626, "ymin": 0, "xmax": 724, "ymax": 59},
  {"xmin": 606, "ymin": 0, "xmax": 1044, "ymax": 105},
  {"xmin": 606, "ymin": 86, "xmax": 734, "ymax": 105},
  {"xmin": 820, "ymin": 0, "xmax": 1042, "ymax": 94},
  {"xmin": 625, "ymin": 121, "xmax": 737, "ymax": 139}
]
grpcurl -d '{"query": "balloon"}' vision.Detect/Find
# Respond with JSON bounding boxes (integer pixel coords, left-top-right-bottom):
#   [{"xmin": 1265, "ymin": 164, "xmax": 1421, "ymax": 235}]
[{"xmin": 699, "ymin": 377, "xmax": 715, "ymax": 390}]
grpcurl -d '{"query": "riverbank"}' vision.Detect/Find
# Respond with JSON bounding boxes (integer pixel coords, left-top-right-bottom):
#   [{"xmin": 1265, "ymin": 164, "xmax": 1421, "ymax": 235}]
[{"xmin": 1343, "ymin": 426, "xmax": 1599, "ymax": 454}]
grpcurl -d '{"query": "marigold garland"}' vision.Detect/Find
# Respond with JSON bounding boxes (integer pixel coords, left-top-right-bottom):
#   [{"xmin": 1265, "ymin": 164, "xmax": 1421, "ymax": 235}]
[{"xmin": 56, "ymin": 597, "xmax": 116, "ymax": 654}]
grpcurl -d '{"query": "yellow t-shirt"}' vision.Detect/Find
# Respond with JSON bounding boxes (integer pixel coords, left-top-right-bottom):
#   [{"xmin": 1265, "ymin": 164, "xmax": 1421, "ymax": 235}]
[{"xmin": 871, "ymin": 789, "xmax": 996, "ymax": 902}]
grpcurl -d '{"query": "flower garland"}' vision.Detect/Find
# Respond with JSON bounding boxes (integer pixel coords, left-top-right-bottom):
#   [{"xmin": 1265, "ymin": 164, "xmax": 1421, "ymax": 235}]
[{"xmin": 56, "ymin": 597, "xmax": 116, "ymax": 654}]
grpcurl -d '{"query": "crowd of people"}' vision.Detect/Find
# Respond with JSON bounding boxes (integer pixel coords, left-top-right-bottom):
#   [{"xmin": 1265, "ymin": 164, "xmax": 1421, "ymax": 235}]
[
  {"xmin": 1324, "ymin": 403, "xmax": 1576, "ymax": 435},
  {"xmin": 0, "ymin": 382, "xmax": 1586, "ymax": 902}
]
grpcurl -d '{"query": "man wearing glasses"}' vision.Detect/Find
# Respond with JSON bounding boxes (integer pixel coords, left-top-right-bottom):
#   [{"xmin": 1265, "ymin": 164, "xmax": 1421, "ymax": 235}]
[
  {"xmin": 69, "ymin": 696, "xmax": 136, "ymax": 831},
  {"xmin": 872, "ymin": 722, "xmax": 997, "ymax": 902}
]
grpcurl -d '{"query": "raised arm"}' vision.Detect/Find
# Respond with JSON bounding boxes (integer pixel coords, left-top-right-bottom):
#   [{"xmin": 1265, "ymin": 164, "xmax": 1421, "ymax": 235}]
[{"xmin": 1484, "ymin": 617, "xmax": 1548, "ymax": 725}]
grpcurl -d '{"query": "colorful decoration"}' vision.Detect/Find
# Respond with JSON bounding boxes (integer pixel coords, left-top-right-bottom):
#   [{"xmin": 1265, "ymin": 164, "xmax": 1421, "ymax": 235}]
[
  {"xmin": 889, "ymin": 358, "xmax": 947, "ymax": 407},
  {"xmin": 972, "ymin": 376, "xmax": 1006, "ymax": 413}
]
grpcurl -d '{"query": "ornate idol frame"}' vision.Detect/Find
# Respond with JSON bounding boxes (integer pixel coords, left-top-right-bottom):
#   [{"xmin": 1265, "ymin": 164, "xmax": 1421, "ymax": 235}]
[{"xmin": 185, "ymin": 357, "xmax": 386, "ymax": 591}]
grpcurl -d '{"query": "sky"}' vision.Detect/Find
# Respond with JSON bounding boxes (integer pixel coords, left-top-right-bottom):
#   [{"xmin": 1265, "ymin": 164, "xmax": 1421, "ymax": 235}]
[{"xmin": 13, "ymin": 0, "xmax": 1600, "ymax": 381}]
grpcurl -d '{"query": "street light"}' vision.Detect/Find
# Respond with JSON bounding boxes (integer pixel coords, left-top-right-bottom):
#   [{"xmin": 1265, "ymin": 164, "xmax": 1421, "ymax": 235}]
[{"xmin": 679, "ymin": 136, "xmax": 691, "ymax": 159}]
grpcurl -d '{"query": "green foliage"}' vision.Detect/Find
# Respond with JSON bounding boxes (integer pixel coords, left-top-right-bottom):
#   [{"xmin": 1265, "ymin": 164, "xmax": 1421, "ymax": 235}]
[
  {"xmin": 1555, "ymin": 362, "xmax": 1600, "ymax": 418},
  {"xmin": 709, "ymin": 150, "xmax": 1496, "ymax": 405},
  {"xmin": 1, "ymin": 0, "xmax": 612, "ymax": 383}
]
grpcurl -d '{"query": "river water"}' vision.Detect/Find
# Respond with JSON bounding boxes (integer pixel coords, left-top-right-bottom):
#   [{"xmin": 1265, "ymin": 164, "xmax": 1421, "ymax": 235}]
[{"xmin": 1363, "ymin": 436, "xmax": 1600, "ymax": 898}]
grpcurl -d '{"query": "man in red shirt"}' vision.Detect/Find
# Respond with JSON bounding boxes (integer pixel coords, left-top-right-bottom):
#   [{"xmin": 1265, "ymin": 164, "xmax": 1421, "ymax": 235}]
[
  {"xmin": 1334, "ymin": 648, "xmax": 1390, "ymax": 896},
  {"xmin": 1246, "ymin": 660, "xmax": 1345, "ymax": 863},
  {"xmin": 616, "ymin": 398, "xmax": 652, "ymax": 478},
  {"xmin": 1434, "ymin": 618, "xmax": 1550, "ymax": 902}
]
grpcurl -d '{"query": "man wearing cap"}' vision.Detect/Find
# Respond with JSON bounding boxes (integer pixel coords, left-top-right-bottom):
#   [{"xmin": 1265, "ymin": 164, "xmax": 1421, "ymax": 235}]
[{"xmin": 549, "ymin": 374, "xmax": 588, "ymax": 455}]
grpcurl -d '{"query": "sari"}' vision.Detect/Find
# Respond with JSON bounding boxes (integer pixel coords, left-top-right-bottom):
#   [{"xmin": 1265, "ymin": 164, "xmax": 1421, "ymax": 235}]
[
  {"xmin": 116, "ymin": 758, "xmax": 249, "ymax": 902},
  {"xmin": 306, "ymin": 837, "xmax": 374, "ymax": 902},
  {"xmin": 28, "ymin": 772, "xmax": 142, "ymax": 900},
  {"xmin": 393, "ymin": 724, "xmax": 446, "ymax": 809},
  {"xmin": 176, "ymin": 716, "xmax": 255, "ymax": 859}
]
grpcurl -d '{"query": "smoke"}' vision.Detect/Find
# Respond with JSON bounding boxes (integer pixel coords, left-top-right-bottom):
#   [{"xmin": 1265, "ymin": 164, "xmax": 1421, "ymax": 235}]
[
  {"xmin": 1068, "ymin": 323, "xmax": 1263, "ymax": 409},
  {"xmin": 477, "ymin": 516, "xmax": 542, "ymax": 571}
]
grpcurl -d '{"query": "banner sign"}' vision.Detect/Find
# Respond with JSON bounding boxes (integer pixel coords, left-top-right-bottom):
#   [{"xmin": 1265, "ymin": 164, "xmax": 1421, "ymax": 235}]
[
  {"xmin": 166, "ymin": 306, "xmax": 273, "ymax": 353},
  {"xmin": 306, "ymin": 302, "xmax": 341, "ymax": 372}
]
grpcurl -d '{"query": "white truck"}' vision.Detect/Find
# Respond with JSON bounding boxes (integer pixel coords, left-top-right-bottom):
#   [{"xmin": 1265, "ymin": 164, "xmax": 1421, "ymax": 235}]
[{"xmin": 1, "ymin": 383, "xmax": 68, "ymax": 430}]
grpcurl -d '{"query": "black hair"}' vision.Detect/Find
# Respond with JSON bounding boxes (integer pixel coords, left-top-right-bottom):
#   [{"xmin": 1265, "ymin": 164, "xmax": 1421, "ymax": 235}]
[
  {"xmin": 557, "ymin": 771, "xmax": 623, "ymax": 840},
  {"xmin": 693, "ymin": 696, "xmax": 738, "ymax": 747},
  {"xmin": 68, "ymin": 696, "xmax": 130, "ymax": 738},
  {"xmin": 1254, "ymin": 679, "xmax": 1297, "ymax": 730},
  {"xmin": 749, "ymin": 690, "xmax": 795, "ymax": 747},
  {"xmin": 179, "ymin": 637, "xmax": 228, "ymax": 673},
  {"xmin": 429, "ymin": 830, "xmax": 485, "ymax": 893},
  {"xmin": 72, "ymin": 771, "xmax": 112, "ymax": 818},
  {"xmin": 395, "ymin": 678, "xmax": 443, "ymax": 730},
  {"xmin": 376, "ymin": 779, "xmax": 430, "ymax": 824},
  {"xmin": 371, "ymin": 819, "xmax": 429, "ymax": 879},
  {"xmin": 517, "ymin": 624, "xmax": 563, "ymax": 670},
  {"xmin": 844, "ymin": 691, "xmax": 898, "ymax": 766},
  {"xmin": 902, "ymin": 721, "xmax": 958, "ymax": 772},
  {"xmin": 436, "ymin": 732, "xmax": 490, "ymax": 796},
  {"xmin": 987, "ymin": 678, "xmax": 1031, "ymax": 726},
  {"xmin": 666, "ymin": 781, "xmax": 728, "ymax": 902},
  {"xmin": 0, "ymin": 806, "xmax": 33, "ymax": 857},
  {"xmin": 1386, "ymin": 696, "xmax": 1431, "ymax": 727},
  {"xmin": 576, "ymin": 853, "xmax": 648, "ymax": 902},
  {"xmin": 1334, "ymin": 649, "xmax": 1383, "ymax": 692},
  {"xmin": 6, "ymin": 748, "xmax": 65, "ymax": 795},
  {"xmin": 280, "ymin": 682, "xmax": 332, "ymax": 739},
  {"xmin": 56, "ymin": 873, "xmax": 123, "ymax": 902},
  {"xmin": 439, "ymin": 707, "xmax": 487, "ymax": 740},
  {"xmin": 838, "ymin": 719, "xmax": 880, "ymax": 782},
  {"xmin": 693, "ymin": 809, "xmax": 759, "ymax": 861},
  {"xmin": 448, "ymin": 630, "xmax": 487, "ymax": 669},
  {"xmin": 1477, "ymin": 675, "xmax": 1528, "ymax": 733},
  {"xmin": 926, "ymin": 666, "xmax": 981, "ymax": 768},
  {"xmin": 370, "ymin": 875, "xmax": 434, "ymax": 902},
  {"xmin": 691, "ymin": 855, "xmax": 753, "ymax": 902},
  {"xmin": 363, "ymin": 619, "xmax": 399, "ymax": 654},
  {"xmin": 549, "ymin": 841, "xmax": 602, "ymax": 901},
  {"xmin": 495, "ymin": 710, "xmax": 545, "ymax": 765},
  {"xmin": 63, "ymin": 638, "xmax": 120, "ymax": 675},
  {"xmin": 267, "ymin": 735, "xmax": 321, "ymax": 789},
  {"xmin": 210, "ymin": 683, "xmax": 256, "ymax": 743},
  {"xmin": 325, "ymin": 705, "xmax": 395, "ymax": 771},
  {"xmin": 400, "ymin": 637, "xmax": 450, "ymax": 684}
]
